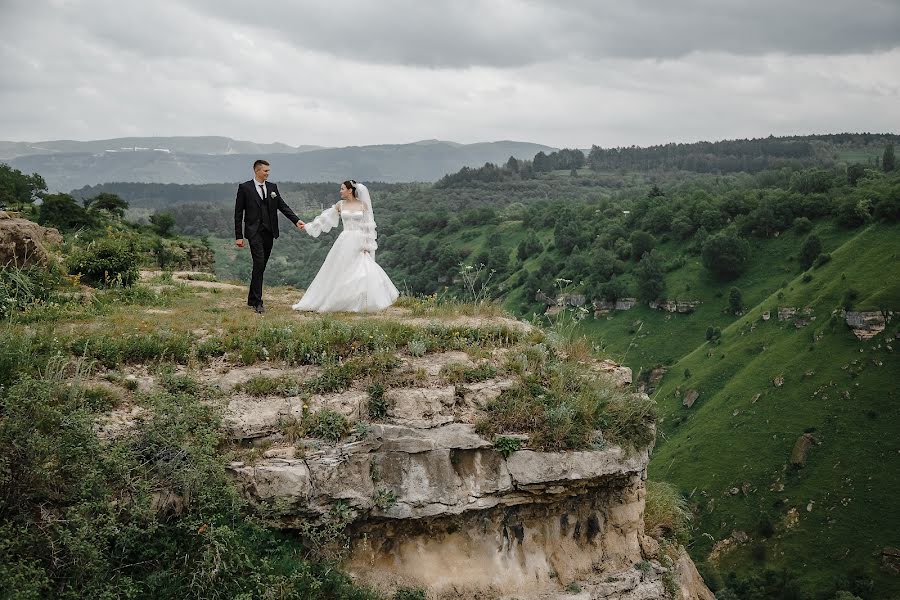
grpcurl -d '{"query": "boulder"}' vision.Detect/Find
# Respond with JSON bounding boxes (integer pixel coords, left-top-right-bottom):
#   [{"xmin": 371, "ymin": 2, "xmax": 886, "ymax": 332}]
[
  {"xmin": 0, "ymin": 215, "xmax": 62, "ymax": 268},
  {"xmin": 683, "ymin": 389, "xmax": 700, "ymax": 408},
  {"xmin": 845, "ymin": 311, "xmax": 886, "ymax": 340},
  {"xmin": 790, "ymin": 433, "xmax": 816, "ymax": 467}
]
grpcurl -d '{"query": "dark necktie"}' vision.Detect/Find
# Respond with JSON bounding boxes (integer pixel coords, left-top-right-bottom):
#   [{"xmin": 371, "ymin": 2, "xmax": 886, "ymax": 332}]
[{"xmin": 259, "ymin": 184, "xmax": 265, "ymax": 201}]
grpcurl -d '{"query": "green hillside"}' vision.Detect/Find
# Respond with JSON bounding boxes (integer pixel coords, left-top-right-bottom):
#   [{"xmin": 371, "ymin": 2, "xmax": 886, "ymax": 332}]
[{"xmin": 648, "ymin": 223, "xmax": 900, "ymax": 597}]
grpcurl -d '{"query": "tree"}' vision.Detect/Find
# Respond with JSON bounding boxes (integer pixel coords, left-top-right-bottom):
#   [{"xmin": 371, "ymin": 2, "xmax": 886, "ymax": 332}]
[
  {"xmin": 728, "ymin": 287, "xmax": 743, "ymax": 315},
  {"xmin": 883, "ymin": 144, "xmax": 896, "ymax": 172},
  {"xmin": 799, "ymin": 234, "xmax": 822, "ymax": 269},
  {"xmin": 150, "ymin": 212, "xmax": 176, "ymax": 237},
  {"xmin": 847, "ymin": 163, "xmax": 867, "ymax": 186},
  {"xmin": 517, "ymin": 231, "xmax": 543, "ymax": 261},
  {"xmin": 635, "ymin": 249, "xmax": 665, "ymax": 302},
  {"xmin": 37, "ymin": 193, "xmax": 95, "ymax": 231},
  {"xmin": 89, "ymin": 192, "xmax": 129, "ymax": 218},
  {"xmin": 629, "ymin": 230, "xmax": 656, "ymax": 261},
  {"xmin": 701, "ymin": 232, "xmax": 751, "ymax": 280},
  {"xmin": 0, "ymin": 164, "xmax": 47, "ymax": 210}
]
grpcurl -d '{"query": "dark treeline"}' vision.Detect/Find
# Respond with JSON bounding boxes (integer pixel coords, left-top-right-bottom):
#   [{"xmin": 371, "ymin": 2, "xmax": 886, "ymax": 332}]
[{"xmin": 434, "ymin": 133, "xmax": 900, "ymax": 188}]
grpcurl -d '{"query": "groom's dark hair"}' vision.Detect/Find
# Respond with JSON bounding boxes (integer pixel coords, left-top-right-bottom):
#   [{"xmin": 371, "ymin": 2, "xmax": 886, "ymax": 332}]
[{"xmin": 253, "ymin": 159, "xmax": 270, "ymax": 170}]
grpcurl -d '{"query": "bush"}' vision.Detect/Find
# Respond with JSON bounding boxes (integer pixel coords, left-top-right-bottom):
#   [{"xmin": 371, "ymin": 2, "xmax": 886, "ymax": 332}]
[
  {"xmin": 635, "ymin": 250, "xmax": 665, "ymax": 302},
  {"xmin": 814, "ymin": 253, "xmax": 832, "ymax": 268},
  {"xmin": 792, "ymin": 216, "xmax": 813, "ymax": 233},
  {"xmin": 728, "ymin": 287, "xmax": 743, "ymax": 315},
  {"xmin": 493, "ymin": 436, "xmax": 523, "ymax": 458},
  {"xmin": 0, "ymin": 377, "xmax": 379, "ymax": 599},
  {"xmin": 366, "ymin": 382, "xmax": 388, "ymax": 419},
  {"xmin": 644, "ymin": 481, "xmax": 692, "ymax": 543},
  {"xmin": 873, "ymin": 192, "xmax": 900, "ymax": 222},
  {"xmin": 67, "ymin": 235, "xmax": 140, "ymax": 287},
  {"xmin": 304, "ymin": 409, "xmax": 351, "ymax": 443},
  {"xmin": 701, "ymin": 232, "xmax": 751, "ymax": 280},
  {"xmin": 706, "ymin": 326, "xmax": 722, "ymax": 341},
  {"xmin": 0, "ymin": 266, "xmax": 62, "ymax": 319},
  {"xmin": 799, "ymin": 235, "xmax": 822, "ymax": 270}
]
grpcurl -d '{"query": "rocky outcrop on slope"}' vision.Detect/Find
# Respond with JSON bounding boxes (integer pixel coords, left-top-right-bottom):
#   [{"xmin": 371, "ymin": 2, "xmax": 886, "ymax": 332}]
[
  {"xmin": 216, "ymin": 319, "xmax": 711, "ymax": 599},
  {"xmin": 0, "ymin": 212, "xmax": 62, "ymax": 267}
]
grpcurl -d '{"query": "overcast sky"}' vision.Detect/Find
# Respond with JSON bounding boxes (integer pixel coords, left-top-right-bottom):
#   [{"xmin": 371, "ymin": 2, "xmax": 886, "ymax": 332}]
[{"xmin": 2, "ymin": 0, "xmax": 899, "ymax": 148}]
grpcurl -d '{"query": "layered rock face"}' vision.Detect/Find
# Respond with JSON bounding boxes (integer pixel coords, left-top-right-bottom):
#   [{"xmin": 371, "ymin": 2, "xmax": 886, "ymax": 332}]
[{"xmin": 221, "ymin": 333, "xmax": 712, "ymax": 599}]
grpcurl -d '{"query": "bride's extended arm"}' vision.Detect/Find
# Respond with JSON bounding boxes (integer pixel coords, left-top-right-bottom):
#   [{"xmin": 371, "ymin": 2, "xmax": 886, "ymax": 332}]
[{"xmin": 304, "ymin": 203, "xmax": 341, "ymax": 238}]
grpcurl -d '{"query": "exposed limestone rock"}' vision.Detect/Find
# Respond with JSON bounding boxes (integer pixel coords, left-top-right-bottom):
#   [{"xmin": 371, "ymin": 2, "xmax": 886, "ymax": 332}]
[
  {"xmin": 592, "ymin": 298, "xmax": 637, "ymax": 316},
  {"xmin": 555, "ymin": 293, "xmax": 587, "ymax": 307},
  {"xmin": 790, "ymin": 433, "xmax": 816, "ymax": 467},
  {"xmin": 594, "ymin": 360, "xmax": 634, "ymax": 388},
  {"xmin": 649, "ymin": 299, "xmax": 701, "ymax": 314},
  {"xmin": 682, "ymin": 389, "xmax": 699, "ymax": 408},
  {"xmin": 212, "ymin": 347, "xmax": 712, "ymax": 598},
  {"xmin": 845, "ymin": 311, "xmax": 887, "ymax": 340},
  {"xmin": 777, "ymin": 307, "xmax": 797, "ymax": 321},
  {"xmin": 762, "ymin": 311, "xmax": 771, "ymax": 321},
  {"xmin": 882, "ymin": 546, "xmax": 900, "ymax": 575},
  {"xmin": 387, "ymin": 386, "xmax": 457, "ymax": 428},
  {"xmin": 0, "ymin": 215, "xmax": 62, "ymax": 267}
]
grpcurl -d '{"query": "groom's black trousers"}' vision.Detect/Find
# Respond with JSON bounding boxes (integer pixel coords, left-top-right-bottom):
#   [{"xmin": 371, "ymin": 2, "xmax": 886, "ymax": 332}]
[{"xmin": 247, "ymin": 229, "xmax": 274, "ymax": 307}]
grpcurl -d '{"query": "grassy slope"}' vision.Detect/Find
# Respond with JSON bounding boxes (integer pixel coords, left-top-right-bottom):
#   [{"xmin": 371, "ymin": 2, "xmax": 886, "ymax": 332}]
[
  {"xmin": 577, "ymin": 220, "xmax": 871, "ymax": 376},
  {"xmin": 646, "ymin": 223, "xmax": 900, "ymax": 596}
]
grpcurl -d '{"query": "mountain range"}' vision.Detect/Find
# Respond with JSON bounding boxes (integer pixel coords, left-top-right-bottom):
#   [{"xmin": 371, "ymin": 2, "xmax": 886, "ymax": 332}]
[{"xmin": 1, "ymin": 136, "xmax": 555, "ymax": 191}]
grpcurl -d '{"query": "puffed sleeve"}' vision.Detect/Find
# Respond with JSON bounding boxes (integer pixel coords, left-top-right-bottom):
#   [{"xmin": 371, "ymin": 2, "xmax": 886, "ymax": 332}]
[{"xmin": 304, "ymin": 205, "xmax": 340, "ymax": 238}]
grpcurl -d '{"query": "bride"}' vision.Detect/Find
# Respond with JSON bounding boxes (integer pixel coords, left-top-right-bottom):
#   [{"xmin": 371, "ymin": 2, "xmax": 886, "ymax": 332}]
[{"xmin": 292, "ymin": 180, "xmax": 399, "ymax": 313}]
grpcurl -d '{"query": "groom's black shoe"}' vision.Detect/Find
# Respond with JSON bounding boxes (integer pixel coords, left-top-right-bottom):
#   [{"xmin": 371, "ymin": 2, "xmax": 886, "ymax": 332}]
[{"xmin": 254, "ymin": 303, "xmax": 265, "ymax": 314}]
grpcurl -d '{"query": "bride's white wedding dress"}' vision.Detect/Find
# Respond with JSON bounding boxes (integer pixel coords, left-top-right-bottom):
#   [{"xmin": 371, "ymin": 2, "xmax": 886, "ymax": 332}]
[{"xmin": 292, "ymin": 198, "xmax": 399, "ymax": 313}]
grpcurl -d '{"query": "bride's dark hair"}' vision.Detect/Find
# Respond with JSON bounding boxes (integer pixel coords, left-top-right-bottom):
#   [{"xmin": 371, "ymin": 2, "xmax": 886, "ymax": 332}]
[{"xmin": 342, "ymin": 180, "xmax": 358, "ymax": 198}]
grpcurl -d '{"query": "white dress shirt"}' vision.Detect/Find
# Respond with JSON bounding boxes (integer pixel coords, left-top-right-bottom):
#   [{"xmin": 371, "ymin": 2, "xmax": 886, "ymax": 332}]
[{"xmin": 253, "ymin": 178, "xmax": 267, "ymax": 200}]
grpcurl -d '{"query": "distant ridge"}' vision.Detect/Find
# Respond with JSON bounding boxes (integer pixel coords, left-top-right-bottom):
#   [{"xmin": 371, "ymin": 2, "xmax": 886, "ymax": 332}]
[
  {"xmin": 0, "ymin": 136, "xmax": 324, "ymax": 160},
  {"xmin": 2, "ymin": 137, "xmax": 555, "ymax": 191}
]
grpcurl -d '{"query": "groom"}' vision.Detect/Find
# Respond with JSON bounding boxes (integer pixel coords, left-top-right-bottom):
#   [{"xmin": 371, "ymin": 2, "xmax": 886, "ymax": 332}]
[{"xmin": 234, "ymin": 159, "xmax": 305, "ymax": 313}]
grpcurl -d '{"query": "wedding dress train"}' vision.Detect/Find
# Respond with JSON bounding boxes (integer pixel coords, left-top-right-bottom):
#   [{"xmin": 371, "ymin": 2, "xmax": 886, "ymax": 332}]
[{"xmin": 291, "ymin": 201, "xmax": 399, "ymax": 313}]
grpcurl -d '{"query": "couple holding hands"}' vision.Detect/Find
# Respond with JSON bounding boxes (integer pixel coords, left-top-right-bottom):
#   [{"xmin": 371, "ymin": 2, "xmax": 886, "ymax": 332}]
[{"xmin": 234, "ymin": 159, "xmax": 398, "ymax": 314}]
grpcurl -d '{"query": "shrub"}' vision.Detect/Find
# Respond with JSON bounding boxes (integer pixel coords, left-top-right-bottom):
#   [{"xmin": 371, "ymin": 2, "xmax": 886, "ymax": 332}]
[
  {"xmin": 0, "ymin": 377, "xmax": 379, "ymax": 599},
  {"xmin": 439, "ymin": 361, "xmax": 497, "ymax": 384},
  {"xmin": 406, "ymin": 339, "xmax": 426, "ymax": 357},
  {"xmin": 792, "ymin": 216, "xmax": 813, "ymax": 233},
  {"xmin": 493, "ymin": 436, "xmax": 523, "ymax": 458},
  {"xmin": 814, "ymin": 253, "xmax": 832, "ymax": 268},
  {"xmin": 802, "ymin": 272, "xmax": 813, "ymax": 283},
  {"xmin": 303, "ymin": 409, "xmax": 351, "ymax": 443},
  {"xmin": 799, "ymin": 235, "xmax": 822, "ymax": 270},
  {"xmin": 644, "ymin": 480, "xmax": 692, "ymax": 543},
  {"xmin": 366, "ymin": 382, "xmax": 388, "ymax": 419},
  {"xmin": 67, "ymin": 235, "xmax": 140, "ymax": 287},
  {"xmin": 394, "ymin": 588, "xmax": 426, "ymax": 600},
  {"xmin": 701, "ymin": 232, "xmax": 751, "ymax": 280},
  {"xmin": 728, "ymin": 287, "xmax": 743, "ymax": 315},
  {"xmin": 0, "ymin": 265, "xmax": 63, "ymax": 319},
  {"xmin": 705, "ymin": 326, "xmax": 722, "ymax": 342},
  {"xmin": 373, "ymin": 488, "xmax": 397, "ymax": 510}
]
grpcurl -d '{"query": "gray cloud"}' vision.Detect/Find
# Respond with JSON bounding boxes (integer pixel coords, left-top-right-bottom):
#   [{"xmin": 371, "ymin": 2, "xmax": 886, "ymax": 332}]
[
  {"xmin": 189, "ymin": 0, "xmax": 900, "ymax": 67},
  {"xmin": 0, "ymin": 0, "xmax": 898, "ymax": 149}
]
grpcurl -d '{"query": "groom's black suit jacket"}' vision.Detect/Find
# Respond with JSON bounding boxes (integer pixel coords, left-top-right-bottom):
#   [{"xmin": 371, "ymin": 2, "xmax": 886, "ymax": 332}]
[{"xmin": 234, "ymin": 180, "xmax": 301, "ymax": 240}]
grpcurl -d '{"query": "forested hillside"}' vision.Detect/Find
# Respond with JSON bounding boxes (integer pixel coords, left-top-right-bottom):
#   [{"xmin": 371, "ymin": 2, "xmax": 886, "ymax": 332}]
[{"xmin": 5, "ymin": 132, "xmax": 900, "ymax": 598}]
